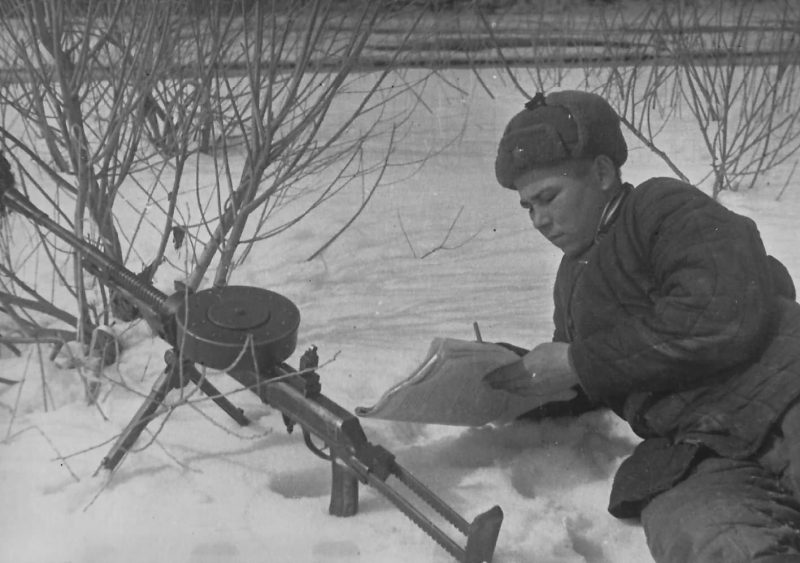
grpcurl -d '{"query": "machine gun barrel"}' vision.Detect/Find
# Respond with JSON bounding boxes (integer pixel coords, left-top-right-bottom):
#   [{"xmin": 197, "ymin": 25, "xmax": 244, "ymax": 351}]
[{"xmin": 0, "ymin": 186, "xmax": 170, "ymax": 318}]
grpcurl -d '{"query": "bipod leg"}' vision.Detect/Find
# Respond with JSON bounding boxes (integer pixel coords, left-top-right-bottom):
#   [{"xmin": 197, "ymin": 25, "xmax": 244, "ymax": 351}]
[
  {"xmin": 99, "ymin": 351, "xmax": 250, "ymax": 473},
  {"xmin": 178, "ymin": 357, "xmax": 249, "ymax": 427},
  {"xmin": 98, "ymin": 359, "xmax": 178, "ymax": 472}
]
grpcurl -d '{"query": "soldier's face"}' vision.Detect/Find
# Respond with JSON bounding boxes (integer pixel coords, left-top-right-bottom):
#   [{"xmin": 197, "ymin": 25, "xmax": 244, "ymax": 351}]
[{"xmin": 514, "ymin": 158, "xmax": 610, "ymax": 258}]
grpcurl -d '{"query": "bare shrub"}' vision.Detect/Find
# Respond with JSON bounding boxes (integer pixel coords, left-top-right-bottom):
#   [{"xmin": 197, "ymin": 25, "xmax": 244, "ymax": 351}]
[
  {"xmin": 478, "ymin": 0, "xmax": 800, "ymax": 198},
  {"xmin": 0, "ymin": 0, "xmax": 457, "ymax": 411},
  {"xmin": 656, "ymin": 0, "xmax": 800, "ymax": 197},
  {"xmin": 0, "ymin": 0, "xmax": 185, "ymax": 385}
]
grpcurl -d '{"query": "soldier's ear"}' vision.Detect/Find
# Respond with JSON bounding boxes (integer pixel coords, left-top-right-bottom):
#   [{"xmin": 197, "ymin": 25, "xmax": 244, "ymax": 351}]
[{"xmin": 592, "ymin": 154, "xmax": 619, "ymax": 194}]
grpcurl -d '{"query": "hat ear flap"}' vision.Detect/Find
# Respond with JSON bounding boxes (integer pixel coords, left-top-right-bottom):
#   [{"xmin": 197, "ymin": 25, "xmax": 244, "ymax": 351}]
[
  {"xmin": 549, "ymin": 97, "xmax": 590, "ymax": 160},
  {"xmin": 495, "ymin": 124, "xmax": 570, "ymax": 188},
  {"xmin": 546, "ymin": 91, "xmax": 628, "ymax": 167}
]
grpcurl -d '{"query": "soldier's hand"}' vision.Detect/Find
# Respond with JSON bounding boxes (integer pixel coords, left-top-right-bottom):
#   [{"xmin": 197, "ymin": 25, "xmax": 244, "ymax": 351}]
[
  {"xmin": 483, "ymin": 359, "xmax": 535, "ymax": 394},
  {"xmin": 484, "ymin": 342, "xmax": 579, "ymax": 397}
]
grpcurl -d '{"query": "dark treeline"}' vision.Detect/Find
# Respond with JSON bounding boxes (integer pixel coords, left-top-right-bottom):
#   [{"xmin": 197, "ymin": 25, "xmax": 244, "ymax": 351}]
[{"xmin": 0, "ymin": 0, "xmax": 629, "ymax": 18}]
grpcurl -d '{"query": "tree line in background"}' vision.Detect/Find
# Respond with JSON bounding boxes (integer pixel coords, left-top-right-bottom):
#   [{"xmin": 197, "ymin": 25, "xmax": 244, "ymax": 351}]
[{"xmin": 0, "ymin": 0, "xmax": 797, "ymax": 410}]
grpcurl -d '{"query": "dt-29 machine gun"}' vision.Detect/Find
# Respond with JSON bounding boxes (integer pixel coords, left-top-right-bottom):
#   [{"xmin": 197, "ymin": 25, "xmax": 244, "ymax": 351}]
[{"xmin": 0, "ymin": 156, "xmax": 502, "ymax": 563}]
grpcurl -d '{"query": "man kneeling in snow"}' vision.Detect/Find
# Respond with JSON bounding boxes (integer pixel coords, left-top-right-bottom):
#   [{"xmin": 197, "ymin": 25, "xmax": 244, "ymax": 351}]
[{"xmin": 484, "ymin": 90, "xmax": 800, "ymax": 563}]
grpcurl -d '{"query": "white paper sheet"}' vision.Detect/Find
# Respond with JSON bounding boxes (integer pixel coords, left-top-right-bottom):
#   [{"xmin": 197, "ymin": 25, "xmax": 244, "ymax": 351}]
[{"xmin": 356, "ymin": 338, "xmax": 577, "ymax": 426}]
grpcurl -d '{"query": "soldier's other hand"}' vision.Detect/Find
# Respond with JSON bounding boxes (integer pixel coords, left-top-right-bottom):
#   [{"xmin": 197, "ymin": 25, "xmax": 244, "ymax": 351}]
[
  {"xmin": 483, "ymin": 359, "xmax": 535, "ymax": 395},
  {"xmin": 484, "ymin": 342, "xmax": 580, "ymax": 397}
]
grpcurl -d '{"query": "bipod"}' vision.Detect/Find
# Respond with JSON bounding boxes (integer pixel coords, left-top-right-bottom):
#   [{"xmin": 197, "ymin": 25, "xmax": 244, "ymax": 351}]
[{"xmin": 98, "ymin": 349, "xmax": 249, "ymax": 472}]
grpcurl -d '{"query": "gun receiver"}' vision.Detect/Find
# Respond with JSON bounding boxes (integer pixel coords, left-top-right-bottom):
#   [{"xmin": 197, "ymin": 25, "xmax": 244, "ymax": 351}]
[{"xmin": 0, "ymin": 173, "xmax": 503, "ymax": 563}]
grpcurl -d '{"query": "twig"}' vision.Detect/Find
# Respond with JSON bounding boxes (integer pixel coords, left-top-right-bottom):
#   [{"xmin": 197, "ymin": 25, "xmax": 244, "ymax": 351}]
[
  {"xmin": 775, "ymin": 159, "xmax": 799, "ymax": 201},
  {"xmin": 127, "ymin": 404, "xmax": 177, "ymax": 456},
  {"xmin": 59, "ymin": 432, "xmax": 126, "ymax": 462},
  {"xmin": 34, "ymin": 340, "xmax": 52, "ymax": 412},
  {"xmin": 397, "ymin": 210, "xmax": 418, "ymax": 258},
  {"xmin": 0, "ymin": 336, "xmax": 21, "ymax": 356},
  {"xmin": 180, "ymin": 351, "xmax": 341, "ymax": 410},
  {"xmin": 144, "ymin": 427, "xmax": 197, "ymax": 473},
  {"xmin": 619, "ymin": 116, "xmax": 690, "ymax": 183},
  {"xmin": 7, "ymin": 425, "xmax": 80, "ymax": 483},
  {"xmin": 419, "ymin": 206, "xmax": 480, "ymax": 259},
  {"xmin": 473, "ymin": 1, "xmax": 530, "ymax": 98},
  {"xmin": 83, "ymin": 470, "xmax": 115, "ymax": 512},
  {"xmin": 4, "ymin": 346, "xmax": 33, "ymax": 439},
  {"xmin": 187, "ymin": 401, "xmax": 272, "ymax": 441},
  {"xmin": 306, "ymin": 128, "xmax": 396, "ymax": 262}
]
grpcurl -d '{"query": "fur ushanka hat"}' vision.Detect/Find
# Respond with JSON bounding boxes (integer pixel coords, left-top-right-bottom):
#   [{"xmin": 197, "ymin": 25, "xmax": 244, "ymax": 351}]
[{"xmin": 495, "ymin": 90, "xmax": 628, "ymax": 189}]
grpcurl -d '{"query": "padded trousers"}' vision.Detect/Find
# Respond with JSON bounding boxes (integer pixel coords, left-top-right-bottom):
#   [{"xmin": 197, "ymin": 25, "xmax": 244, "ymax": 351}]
[{"xmin": 641, "ymin": 404, "xmax": 800, "ymax": 563}]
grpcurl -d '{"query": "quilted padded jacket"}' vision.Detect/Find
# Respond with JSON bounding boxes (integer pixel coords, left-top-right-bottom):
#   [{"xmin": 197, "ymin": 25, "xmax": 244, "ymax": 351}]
[{"xmin": 552, "ymin": 178, "xmax": 800, "ymax": 515}]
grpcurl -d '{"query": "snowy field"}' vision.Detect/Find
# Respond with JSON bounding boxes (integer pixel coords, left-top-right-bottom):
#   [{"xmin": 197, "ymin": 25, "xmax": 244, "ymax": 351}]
[{"xmin": 1, "ymin": 65, "xmax": 799, "ymax": 563}]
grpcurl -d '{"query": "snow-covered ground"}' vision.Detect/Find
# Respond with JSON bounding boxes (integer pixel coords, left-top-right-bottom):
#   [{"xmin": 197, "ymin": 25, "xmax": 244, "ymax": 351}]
[{"xmin": 1, "ymin": 66, "xmax": 799, "ymax": 563}]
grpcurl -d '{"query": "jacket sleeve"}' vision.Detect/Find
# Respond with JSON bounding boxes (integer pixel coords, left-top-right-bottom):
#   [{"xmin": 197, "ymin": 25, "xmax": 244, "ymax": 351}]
[{"xmin": 570, "ymin": 180, "xmax": 777, "ymax": 403}]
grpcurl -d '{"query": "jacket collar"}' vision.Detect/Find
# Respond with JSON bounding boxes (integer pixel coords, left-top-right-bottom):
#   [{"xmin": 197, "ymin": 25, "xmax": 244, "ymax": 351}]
[{"xmin": 595, "ymin": 182, "xmax": 632, "ymax": 242}]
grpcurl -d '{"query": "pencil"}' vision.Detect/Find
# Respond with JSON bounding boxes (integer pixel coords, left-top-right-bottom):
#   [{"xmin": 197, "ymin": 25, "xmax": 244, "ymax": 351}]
[{"xmin": 473, "ymin": 321, "xmax": 483, "ymax": 343}]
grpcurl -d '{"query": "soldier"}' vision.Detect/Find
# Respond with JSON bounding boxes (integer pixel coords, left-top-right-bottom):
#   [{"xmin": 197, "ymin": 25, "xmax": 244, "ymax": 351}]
[{"xmin": 485, "ymin": 90, "xmax": 800, "ymax": 563}]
